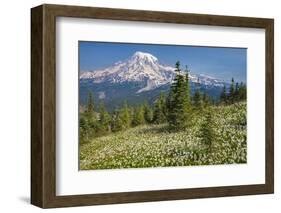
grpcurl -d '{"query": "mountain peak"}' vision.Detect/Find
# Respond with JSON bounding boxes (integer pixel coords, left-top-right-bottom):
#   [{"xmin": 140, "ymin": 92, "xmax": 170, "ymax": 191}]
[
  {"xmin": 80, "ymin": 52, "xmax": 225, "ymax": 93},
  {"xmin": 131, "ymin": 51, "xmax": 158, "ymax": 62}
]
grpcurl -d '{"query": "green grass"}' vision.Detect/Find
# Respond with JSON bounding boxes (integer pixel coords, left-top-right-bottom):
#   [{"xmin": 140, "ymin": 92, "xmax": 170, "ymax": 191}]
[{"xmin": 80, "ymin": 102, "xmax": 247, "ymax": 170}]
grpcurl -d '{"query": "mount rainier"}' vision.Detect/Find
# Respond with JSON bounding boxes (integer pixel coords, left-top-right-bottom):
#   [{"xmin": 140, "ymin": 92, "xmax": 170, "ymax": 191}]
[{"xmin": 80, "ymin": 51, "xmax": 226, "ymax": 110}]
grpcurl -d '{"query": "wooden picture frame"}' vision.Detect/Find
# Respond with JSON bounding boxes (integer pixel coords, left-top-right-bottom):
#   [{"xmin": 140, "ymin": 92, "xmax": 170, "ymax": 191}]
[{"xmin": 31, "ymin": 4, "xmax": 274, "ymax": 208}]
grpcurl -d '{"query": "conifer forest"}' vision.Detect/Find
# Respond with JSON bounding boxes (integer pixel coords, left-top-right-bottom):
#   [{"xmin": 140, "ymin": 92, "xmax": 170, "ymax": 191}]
[{"xmin": 79, "ymin": 61, "xmax": 247, "ymax": 170}]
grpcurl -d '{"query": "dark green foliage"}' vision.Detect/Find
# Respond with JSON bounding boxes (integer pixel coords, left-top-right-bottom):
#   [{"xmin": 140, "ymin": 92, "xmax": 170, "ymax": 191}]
[
  {"xmin": 79, "ymin": 115, "xmax": 90, "ymax": 143},
  {"xmin": 79, "ymin": 112, "xmax": 99, "ymax": 143},
  {"xmin": 198, "ymin": 109, "xmax": 215, "ymax": 148},
  {"xmin": 111, "ymin": 102, "xmax": 131, "ymax": 132},
  {"xmin": 119, "ymin": 101, "xmax": 131, "ymax": 128},
  {"xmin": 193, "ymin": 89, "xmax": 203, "ymax": 108},
  {"xmin": 202, "ymin": 92, "xmax": 210, "ymax": 106},
  {"xmin": 167, "ymin": 61, "xmax": 191, "ymax": 130},
  {"xmin": 228, "ymin": 78, "xmax": 235, "ymax": 104},
  {"xmin": 238, "ymin": 82, "xmax": 247, "ymax": 100},
  {"xmin": 143, "ymin": 102, "xmax": 153, "ymax": 123},
  {"xmin": 132, "ymin": 106, "xmax": 145, "ymax": 126},
  {"xmin": 220, "ymin": 78, "xmax": 246, "ymax": 105},
  {"xmin": 220, "ymin": 85, "xmax": 227, "ymax": 104},
  {"xmin": 86, "ymin": 91, "xmax": 94, "ymax": 113},
  {"xmin": 234, "ymin": 82, "xmax": 239, "ymax": 102},
  {"xmin": 153, "ymin": 92, "xmax": 167, "ymax": 124},
  {"xmin": 98, "ymin": 102, "xmax": 111, "ymax": 133},
  {"xmin": 111, "ymin": 110, "xmax": 124, "ymax": 132}
]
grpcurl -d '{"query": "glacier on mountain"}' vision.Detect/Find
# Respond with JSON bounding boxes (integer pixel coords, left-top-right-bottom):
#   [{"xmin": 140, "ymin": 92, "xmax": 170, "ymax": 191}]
[{"xmin": 80, "ymin": 51, "xmax": 225, "ymax": 93}]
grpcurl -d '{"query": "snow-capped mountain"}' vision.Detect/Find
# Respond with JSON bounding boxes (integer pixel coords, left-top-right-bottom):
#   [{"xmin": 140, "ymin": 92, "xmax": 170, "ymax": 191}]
[
  {"xmin": 79, "ymin": 51, "xmax": 227, "ymax": 111},
  {"xmin": 80, "ymin": 51, "xmax": 175, "ymax": 93},
  {"xmin": 80, "ymin": 51, "xmax": 225, "ymax": 93}
]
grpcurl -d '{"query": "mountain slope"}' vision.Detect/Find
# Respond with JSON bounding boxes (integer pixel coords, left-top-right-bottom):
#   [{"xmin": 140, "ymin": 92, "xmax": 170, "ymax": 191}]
[
  {"xmin": 80, "ymin": 51, "xmax": 177, "ymax": 93},
  {"xmin": 79, "ymin": 51, "xmax": 227, "ymax": 110}
]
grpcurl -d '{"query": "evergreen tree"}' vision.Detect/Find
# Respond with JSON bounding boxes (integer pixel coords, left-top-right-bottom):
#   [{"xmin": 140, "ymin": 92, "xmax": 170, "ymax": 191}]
[
  {"xmin": 111, "ymin": 109, "xmax": 123, "ymax": 132},
  {"xmin": 110, "ymin": 102, "xmax": 131, "ymax": 132},
  {"xmin": 143, "ymin": 102, "xmax": 153, "ymax": 123},
  {"xmin": 132, "ymin": 106, "xmax": 145, "ymax": 126},
  {"xmin": 81, "ymin": 91, "xmax": 99, "ymax": 140},
  {"xmin": 79, "ymin": 115, "xmax": 90, "ymax": 143},
  {"xmin": 160, "ymin": 92, "xmax": 168, "ymax": 117},
  {"xmin": 220, "ymin": 85, "xmax": 227, "ymax": 104},
  {"xmin": 234, "ymin": 82, "xmax": 239, "ymax": 102},
  {"xmin": 202, "ymin": 92, "xmax": 210, "ymax": 106},
  {"xmin": 184, "ymin": 65, "xmax": 191, "ymax": 106},
  {"xmin": 167, "ymin": 61, "xmax": 191, "ymax": 130},
  {"xmin": 238, "ymin": 82, "xmax": 246, "ymax": 101},
  {"xmin": 193, "ymin": 89, "xmax": 203, "ymax": 108},
  {"xmin": 119, "ymin": 101, "xmax": 131, "ymax": 129},
  {"xmin": 228, "ymin": 78, "xmax": 235, "ymax": 104},
  {"xmin": 86, "ymin": 91, "xmax": 94, "ymax": 113},
  {"xmin": 99, "ymin": 102, "xmax": 111, "ymax": 133},
  {"xmin": 197, "ymin": 109, "xmax": 215, "ymax": 149},
  {"xmin": 153, "ymin": 92, "xmax": 166, "ymax": 124}
]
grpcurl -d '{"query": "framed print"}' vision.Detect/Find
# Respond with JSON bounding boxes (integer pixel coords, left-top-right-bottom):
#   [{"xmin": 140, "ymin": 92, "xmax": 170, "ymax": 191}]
[{"xmin": 31, "ymin": 4, "xmax": 274, "ymax": 208}]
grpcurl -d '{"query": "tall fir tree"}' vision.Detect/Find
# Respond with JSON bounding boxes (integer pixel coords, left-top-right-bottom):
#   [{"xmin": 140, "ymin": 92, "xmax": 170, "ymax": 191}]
[
  {"xmin": 153, "ymin": 92, "xmax": 166, "ymax": 124},
  {"xmin": 167, "ymin": 61, "xmax": 191, "ymax": 130},
  {"xmin": 220, "ymin": 85, "xmax": 227, "ymax": 104},
  {"xmin": 185, "ymin": 65, "xmax": 191, "ymax": 105},
  {"xmin": 111, "ymin": 109, "xmax": 123, "ymax": 132},
  {"xmin": 132, "ymin": 106, "xmax": 145, "ymax": 126},
  {"xmin": 86, "ymin": 91, "xmax": 94, "ymax": 113},
  {"xmin": 197, "ymin": 109, "xmax": 215, "ymax": 149},
  {"xmin": 202, "ymin": 92, "xmax": 210, "ymax": 106},
  {"xmin": 79, "ymin": 115, "xmax": 90, "ymax": 143},
  {"xmin": 193, "ymin": 89, "xmax": 203, "ymax": 108},
  {"xmin": 83, "ymin": 91, "xmax": 99, "ymax": 139},
  {"xmin": 228, "ymin": 78, "xmax": 235, "ymax": 104},
  {"xmin": 99, "ymin": 102, "xmax": 111, "ymax": 133},
  {"xmin": 238, "ymin": 82, "xmax": 247, "ymax": 101},
  {"xmin": 110, "ymin": 101, "xmax": 131, "ymax": 132},
  {"xmin": 119, "ymin": 101, "xmax": 131, "ymax": 129},
  {"xmin": 143, "ymin": 102, "xmax": 153, "ymax": 123},
  {"xmin": 234, "ymin": 82, "xmax": 239, "ymax": 102}
]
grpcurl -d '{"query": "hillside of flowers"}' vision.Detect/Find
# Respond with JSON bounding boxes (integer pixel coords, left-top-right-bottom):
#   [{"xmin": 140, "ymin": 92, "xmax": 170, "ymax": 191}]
[
  {"xmin": 80, "ymin": 102, "xmax": 246, "ymax": 170},
  {"xmin": 79, "ymin": 61, "xmax": 247, "ymax": 170}
]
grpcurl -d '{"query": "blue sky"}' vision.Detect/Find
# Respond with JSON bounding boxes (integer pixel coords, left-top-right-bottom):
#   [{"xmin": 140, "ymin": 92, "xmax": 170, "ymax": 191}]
[{"xmin": 79, "ymin": 41, "xmax": 246, "ymax": 83}]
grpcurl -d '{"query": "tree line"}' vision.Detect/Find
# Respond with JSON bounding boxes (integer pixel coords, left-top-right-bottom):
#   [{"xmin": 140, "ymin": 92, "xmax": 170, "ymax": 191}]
[
  {"xmin": 80, "ymin": 61, "xmax": 246, "ymax": 144},
  {"xmin": 80, "ymin": 91, "xmax": 166, "ymax": 143},
  {"xmin": 220, "ymin": 78, "xmax": 246, "ymax": 104}
]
